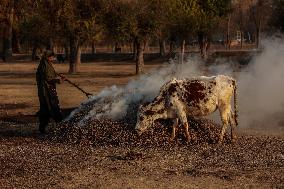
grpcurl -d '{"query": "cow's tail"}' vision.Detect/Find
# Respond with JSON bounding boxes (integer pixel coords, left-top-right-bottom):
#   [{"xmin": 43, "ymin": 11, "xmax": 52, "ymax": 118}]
[{"xmin": 232, "ymin": 79, "xmax": 238, "ymax": 127}]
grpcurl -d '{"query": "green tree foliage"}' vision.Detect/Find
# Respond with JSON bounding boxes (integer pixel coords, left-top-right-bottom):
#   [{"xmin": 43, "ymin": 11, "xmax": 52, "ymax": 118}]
[
  {"xmin": 195, "ymin": 0, "xmax": 231, "ymax": 58},
  {"xmin": 1, "ymin": 0, "xmax": 43, "ymax": 59},
  {"xmin": 19, "ymin": 15, "xmax": 49, "ymax": 58},
  {"xmin": 270, "ymin": 0, "xmax": 284, "ymax": 32},
  {"xmin": 58, "ymin": 0, "xmax": 101, "ymax": 73},
  {"xmin": 17, "ymin": 0, "xmax": 101, "ymax": 72},
  {"xmin": 248, "ymin": 0, "xmax": 273, "ymax": 48},
  {"xmin": 195, "ymin": 0, "xmax": 231, "ymax": 32},
  {"xmin": 18, "ymin": 0, "xmax": 64, "ymax": 60},
  {"xmin": 0, "ymin": 0, "xmax": 14, "ymax": 61},
  {"xmin": 102, "ymin": 0, "xmax": 163, "ymax": 74},
  {"xmin": 164, "ymin": 0, "xmax": 231, "ymax": 60},
  {"xmin": 164, "ymin": 0, "xmax": 199, "ymax": 62},
  {"xmin": 3, "ymin": 0, "xmax": 277, "ymax": 67},
  {"xmin": 133, "ymin": 0, "xmax": 163, "ymax": 74},
  {"xmin": 102, "ymin": 0, "xmax": 136, "ymax": 43}
]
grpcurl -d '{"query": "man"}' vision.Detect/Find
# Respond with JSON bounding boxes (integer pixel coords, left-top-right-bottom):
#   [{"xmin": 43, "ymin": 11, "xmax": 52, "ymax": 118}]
[{"xmin": 36, "ymin": 50, "xmax": 65, "ymax": 134}]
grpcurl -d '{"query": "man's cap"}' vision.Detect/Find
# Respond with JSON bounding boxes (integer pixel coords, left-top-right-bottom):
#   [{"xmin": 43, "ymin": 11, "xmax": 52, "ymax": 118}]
[{"xmin": 44, "ymin": 50, "xmax": 55, "ymax": 58}]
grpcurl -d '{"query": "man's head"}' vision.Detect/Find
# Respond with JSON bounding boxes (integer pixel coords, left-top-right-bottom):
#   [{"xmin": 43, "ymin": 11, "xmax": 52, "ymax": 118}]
[{"xmin": 44, "ymin": 50, "xmax": 56, "ymax": 62}]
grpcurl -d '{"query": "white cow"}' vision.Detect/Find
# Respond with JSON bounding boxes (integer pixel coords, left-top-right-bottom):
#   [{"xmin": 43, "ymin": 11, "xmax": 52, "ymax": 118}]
[{"xmin": 135, "ymin": 75, "xmax": 238, "ymax": 143}]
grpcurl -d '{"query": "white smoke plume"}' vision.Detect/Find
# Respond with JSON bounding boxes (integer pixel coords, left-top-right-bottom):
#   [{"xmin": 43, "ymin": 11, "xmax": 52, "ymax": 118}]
[
  {"xmin": 237, "ymin": 38, "xmax": 284, "ymax": 128},
  {"xmin": 67, "ymin": 56, "xmax": 205, "ymax": 125},
  {"xmin": 68, "ymin": 37, "xmax": 284, "ymax": 129}
]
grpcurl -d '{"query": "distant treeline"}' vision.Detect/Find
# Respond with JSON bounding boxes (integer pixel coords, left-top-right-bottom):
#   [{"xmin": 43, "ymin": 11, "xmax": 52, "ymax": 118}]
[{"xmin": 0, "ymin": 0, "xmax": 283, "ymax": 74}]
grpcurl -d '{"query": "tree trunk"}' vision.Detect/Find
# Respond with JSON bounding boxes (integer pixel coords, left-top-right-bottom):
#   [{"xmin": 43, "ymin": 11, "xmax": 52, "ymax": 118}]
[
  {"xmin": 12, "ymin": 31, "xmax": 21, "ymax": 53},
  {"xmin": 143, "ymin": 40, "xmax": 149, "ymax": 52},
  {"xmin": 256, "ymin": 19, "xmax": 261, "ymax": 49},
  {"xmin": 69, "ymin": 36, "xmax": 80, "ymax": 74},
  {"xmin": 3, "ymin": 31, "xmax": 13, "ymax": 62},
  {"xmin": 3, "ymin": 0, "xmax": 14, "ymax": 62},
  {"xmin": 226, "ymin": 15, "xmax": 231, "ymax": 50},
  {"xmin": 32, "ymin": 46, "xmax": 38, "ymax": 61},
  {"xmin": 91, "ymin": 41, "xmax": 96, "ymax": 55},
  {"xmin": 159, "ymin": 39, "xmax": 166, "ymax": 57},
  {"xmin": 198, "ymin": 32, "xmax": 208, "ymax": 60},
  {"xmin": 169, "ymin": 41, "xmax": 175, "ymax": 56},
  {"xmin": 239, "ymin": 3, "xmax": 244, "ymax": 50},
  {"xmin": 240, "ymin": 31, "xmax": 243, "ymax": 49},
  {"xmin": 133, "ymin": 38, "xmax": 138, "ymax": 61},
  {"xmin": 69, "ymin": 43, "xmax": 81, "ymax": 73},
  {"xmin": 114, "ymin": 42, "xmax": 121, "ymax": 53},
  {"xmin": 136, "ymin": 40, "xmax": 144, "ymax": 75},
  {"xmin": 47, "ymin": 38, "xmax": 54, "ymax": 52},
  {"xmin": 64, "ymin": 43, "xmax": 69, "ymax": 61},
  {"xmin": 180, "ymin": 40, "xmax": 185, "ymax": 64},
  {"xmin": 76, "ymin": 46, "xmax": 81, "ymax": 65}
]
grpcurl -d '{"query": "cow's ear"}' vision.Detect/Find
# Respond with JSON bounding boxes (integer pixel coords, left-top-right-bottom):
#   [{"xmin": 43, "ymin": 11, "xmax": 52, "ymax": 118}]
[
  {"xmin": 139, "ymin": 104, "xmax": 144, "ymax": 110},
  {"xmin": 138, "ymin": 99, "xmax": 143, "ymax": 105}
]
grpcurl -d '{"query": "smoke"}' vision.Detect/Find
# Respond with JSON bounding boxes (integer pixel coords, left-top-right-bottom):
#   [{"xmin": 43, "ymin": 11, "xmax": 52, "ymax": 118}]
[
  {"xmin": 237, "ymin": 38, "xmax": 284, "ymax": 128},
  {"xmin": 206, "ymin": 37, "xmax": 284, "ymax": 128},
  {"xmin": 67, "ymin": 56, "xmax": 205, "ymax": 125},
  {"xmin": 68, "ymin": 37, "xmax": 284, "ymax": 128}
]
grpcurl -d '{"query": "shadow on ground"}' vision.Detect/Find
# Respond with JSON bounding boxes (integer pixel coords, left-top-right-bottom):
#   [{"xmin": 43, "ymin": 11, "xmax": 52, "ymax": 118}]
[{"xmin": 0, "ymin": 107, "xmax": 76, "ymax": 138}]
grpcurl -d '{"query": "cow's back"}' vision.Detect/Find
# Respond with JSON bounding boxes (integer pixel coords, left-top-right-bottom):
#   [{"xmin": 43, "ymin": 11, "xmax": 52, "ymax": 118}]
[
  {"xmin": 214, "ymin": 75, "xmax": 235, "ymax": 102},
  {"xmin": 165, "ymin": 76, "xmax": 234, "ymax": 116}
]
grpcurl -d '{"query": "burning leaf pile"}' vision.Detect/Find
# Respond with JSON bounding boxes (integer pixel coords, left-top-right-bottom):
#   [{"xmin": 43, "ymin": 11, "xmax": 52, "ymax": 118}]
[{"xmin": 50, "ymin": 95, "xmax": 225, "ymax": 147}]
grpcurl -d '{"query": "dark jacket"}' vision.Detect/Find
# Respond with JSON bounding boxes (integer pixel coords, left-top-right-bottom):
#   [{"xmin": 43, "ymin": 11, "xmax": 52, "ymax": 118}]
[{"xmin": 36, "ymin": 57, "xmax": 61, "ymax": 116}]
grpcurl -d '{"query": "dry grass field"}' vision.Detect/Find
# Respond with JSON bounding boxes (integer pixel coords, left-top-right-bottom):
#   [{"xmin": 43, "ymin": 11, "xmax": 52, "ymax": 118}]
[
  {"xmin": 0, "ymin": 59, "xmax": 284, "ymax": 189},
  {"xmin": 0, "ymin": 60, "xmax": 161, "ymax": 116}
]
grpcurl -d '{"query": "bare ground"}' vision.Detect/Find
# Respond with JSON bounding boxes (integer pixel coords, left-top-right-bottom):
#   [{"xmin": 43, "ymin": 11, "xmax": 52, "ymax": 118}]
[{"xmin": 0, "ymin": 61, "xmax": 284, "ymax": 189}]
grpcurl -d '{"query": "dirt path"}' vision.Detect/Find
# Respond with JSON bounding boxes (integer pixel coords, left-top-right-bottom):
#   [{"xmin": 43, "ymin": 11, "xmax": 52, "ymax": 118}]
[
  {"xmin": 1, "ymin": 111, "xmax": 284, "ymax": 189},
  {"xmin": 1, "ymin": 61, "xmax": 284, "ymax": 188},
  {"xmin": 0, "ymin": 121, "xmax": 283, "ymax": 189}
]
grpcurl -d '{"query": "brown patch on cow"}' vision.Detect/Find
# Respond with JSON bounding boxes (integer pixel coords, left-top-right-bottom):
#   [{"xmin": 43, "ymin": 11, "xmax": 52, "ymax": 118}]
[
  {"xmin": 145, "ymin": 109, "xmax": 156, "ymax": 116},
  {"xmin": 182, "ymin": 81, "xmax": 207, "ymax": 106},
  {"xmin": 152, "ymin": 96, "xmax": 164, "ymax": 105},
  {"xmin": 210, "ymin": 81, "xmax": 216, "ymax": 85},
  {"xmin": 191, "ymin": 103, "xmax": 201, "ymax": 108},
  {"xmin": 157, "ymin": 109, "xmax": 165, "ymax": 114},
  {"xmin": 145, "ymin": 107, "xmax": 164, "ymax": 116},
  {"xmin": 142, "ymin": 102, "xmax": 151, "ymax": 107},
  {"xmin": 168, "ymin": 83, "xmax": 178, "ymax": 95},
  {"xmin": 203, "ymin": 98, "xmax": 209, "ymax": 103}
]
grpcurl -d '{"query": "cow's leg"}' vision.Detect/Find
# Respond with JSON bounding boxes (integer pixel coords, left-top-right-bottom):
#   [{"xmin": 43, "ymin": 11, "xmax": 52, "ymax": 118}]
[
  {"xmin": 177, "ymin": 109, "xmax": 190, "ymax": 142},
  {"xmin": 218, "ymin": 105, "xmax": 231, "ymax": 143},
  {"xmin": 174, "ymin": 108, "xmax": 190, "ymax": 142},
  {"xmin": 182, "ymin": 122, "xmax": 191, "ymax": 142},
  {"xmin": 170, "ymin": 118, "xmax": 179, "ymax": 142},
  {"xmin": 229, "ymin": 111, "xmax": 237, "ymax": 142},
  {"xmin": 170, "ymin": 98, "xmax": 190, "ymax": 142}
]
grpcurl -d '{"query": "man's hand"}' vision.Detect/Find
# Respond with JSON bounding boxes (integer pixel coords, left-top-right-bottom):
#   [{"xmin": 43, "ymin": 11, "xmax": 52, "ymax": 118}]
[
  {"xmin": 57, "ymin": 73, "xmax": 67, "ymax": 82},
  {"xmin": 60, "ymin": 75, "xmax": 67, "ymax": 82}
]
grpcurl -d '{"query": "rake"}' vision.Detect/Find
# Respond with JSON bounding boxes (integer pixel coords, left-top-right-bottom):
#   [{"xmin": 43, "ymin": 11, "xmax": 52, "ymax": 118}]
[{"xmin": 57, "ymin": 73, "xmax": 93, "ymax": 98}]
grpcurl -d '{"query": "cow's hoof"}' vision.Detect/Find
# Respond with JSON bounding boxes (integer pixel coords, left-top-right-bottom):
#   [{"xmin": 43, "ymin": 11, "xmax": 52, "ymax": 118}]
[
  {"xmin": 169, "ymin": 137, "xmax": 175, "ymax": 143},
  {"xmin": 217, "ymin": 139, "xmax": 223, "ymax": 144},
  {"xmin": 185, "ymin": 137, "xmax": 191, "ymax": 144},
  {"xmin": 231, "ymin": 136, "xmax": 237, "ymax": 143}
]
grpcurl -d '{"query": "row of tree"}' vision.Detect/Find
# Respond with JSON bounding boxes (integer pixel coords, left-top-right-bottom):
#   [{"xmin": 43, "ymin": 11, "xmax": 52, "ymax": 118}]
[{"xmin": 0, "ymin": 0, "xmax": 283, "ymax": 74}]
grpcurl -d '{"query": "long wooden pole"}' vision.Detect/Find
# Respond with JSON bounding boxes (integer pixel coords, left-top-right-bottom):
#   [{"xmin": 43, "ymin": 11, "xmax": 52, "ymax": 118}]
[{"xmin": 56, "ymin": 73, "xmax": 92, "ymax": 98}]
